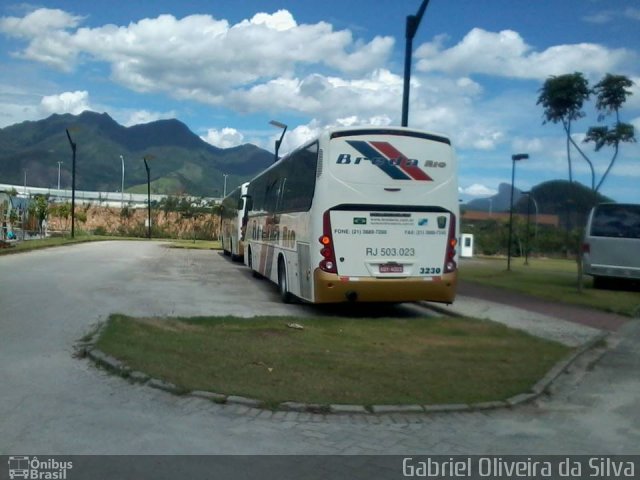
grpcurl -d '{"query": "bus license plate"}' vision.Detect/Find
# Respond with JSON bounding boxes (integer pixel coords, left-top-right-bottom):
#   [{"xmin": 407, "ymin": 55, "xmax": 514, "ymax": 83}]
[{"xmin": 380, "ymin": 264, "xmax": 403, "ymax": 273}]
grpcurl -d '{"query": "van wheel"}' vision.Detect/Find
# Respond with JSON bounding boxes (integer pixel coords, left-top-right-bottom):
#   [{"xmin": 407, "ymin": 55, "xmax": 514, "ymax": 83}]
[
  {"xmin": 593, "ymin": 276, "xmax": 609, "ymax": 289},
  {"xmin": 278, "ymin": 257, "xmax": 293, "ymax": 304}
]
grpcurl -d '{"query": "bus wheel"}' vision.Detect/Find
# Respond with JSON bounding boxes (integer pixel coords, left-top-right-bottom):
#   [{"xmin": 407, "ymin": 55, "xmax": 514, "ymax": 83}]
[
  {"xmin": 278, "ymin": 257, "xmax": 293, "ymax": 303},
  {"xmin": 249, "ymin": 248, "xmax": 261, "ymax": 278},
  {"xmin": 230, "ymin": 241, "xmax": 240, "ymax": 262}
]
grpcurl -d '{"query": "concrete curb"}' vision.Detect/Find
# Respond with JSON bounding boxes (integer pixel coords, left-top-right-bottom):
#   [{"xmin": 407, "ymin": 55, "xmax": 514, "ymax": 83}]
[{"xmin": 78, "ymin": 323, "xmax": 611, "ymax": 417}]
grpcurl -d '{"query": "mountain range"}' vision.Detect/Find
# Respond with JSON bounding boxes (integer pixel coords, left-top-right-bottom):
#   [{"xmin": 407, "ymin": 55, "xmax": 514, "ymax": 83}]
[{"xmin": 0, "ymin": 111, "xmax": 273, "ymax": 197}]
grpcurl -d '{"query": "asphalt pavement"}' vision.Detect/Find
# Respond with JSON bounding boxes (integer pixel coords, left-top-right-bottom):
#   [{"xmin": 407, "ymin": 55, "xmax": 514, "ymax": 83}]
[{"xmin": 0, "ymin": 241, "xmax": 638, "ymax": 456}]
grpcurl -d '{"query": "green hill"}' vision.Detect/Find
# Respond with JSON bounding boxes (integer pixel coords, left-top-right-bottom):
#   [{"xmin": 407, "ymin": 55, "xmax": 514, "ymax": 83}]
[{"xmin": 0, "ymin": 112, "xmax": 273, "ymax": 197}]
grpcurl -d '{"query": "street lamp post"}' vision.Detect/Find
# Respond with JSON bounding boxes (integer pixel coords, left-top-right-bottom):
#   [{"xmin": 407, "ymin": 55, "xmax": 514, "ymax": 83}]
[
  {"xmin": 57, "ymin": 161, "xmax": 63, "ymax": 191},
  {"xmin": 269, "ymin": 120, "xmax": 288, "ymax": 163},
  {"xmin": 120, "ymin": 155, "xmax": 125, "ymax": 208},
  {"xmin": 223, "ymin": 174, "xmax": 228, "ymax": 198},
  {"xmin": 523, "ymin": 192, "xmax": 532, "ymax": 266},
  {"xmin": 22, "ymin": 169, "xmax": 27, "ymax": 240},
  {"xmin": 65, "ymin": 129, "xmax": 77, "ymax": 238},
  {"xmin": 507, "ymin": 153, "xmax": 529, "ymax": 271},
  {"xmin": 401, "ymin": 0, "xmax": 431, "ymax": 127},
  {"xmin": 143, "ymin": 155, "xmax": 153, "ymax": 239}
]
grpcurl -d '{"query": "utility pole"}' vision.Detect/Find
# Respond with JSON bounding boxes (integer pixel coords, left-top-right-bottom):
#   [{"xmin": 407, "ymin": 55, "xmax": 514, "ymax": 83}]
[
  {"xmin": 401, "ymin": 0, "xmax": 431, "ymax": 127},
  {"xmin": 65, "ymin": 129, "xmax": 77, "ymax": 238},
  {"xmin": 269, "ymin": 120, "xmax": 288, "ymax": 163},
  {"xmin": 57, "ymin": 161, "xmax": 63, "ymax": 190},
  {"xmin": 120, "ymin": 155, "xmax": 125, "ymax": 208},
  {"xmin": 143, "ymin": 156, "xmax": 152, "ymax": 239},
  {"xmin": 507, "ymin": 153, "xmax": 529, "ymax": 271}
]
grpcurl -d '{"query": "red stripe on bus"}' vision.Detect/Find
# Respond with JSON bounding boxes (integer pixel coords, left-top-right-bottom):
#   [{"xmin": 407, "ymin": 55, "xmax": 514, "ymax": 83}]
[{"xmin": 370, "ymin": 141, "xmax": 432, "ymax": 181}]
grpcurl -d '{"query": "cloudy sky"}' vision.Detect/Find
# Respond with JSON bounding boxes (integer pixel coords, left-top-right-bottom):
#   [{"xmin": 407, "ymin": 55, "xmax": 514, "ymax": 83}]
[{"xmin": 0, "ymin": 0, "xmax": 639, "ymax": 202}]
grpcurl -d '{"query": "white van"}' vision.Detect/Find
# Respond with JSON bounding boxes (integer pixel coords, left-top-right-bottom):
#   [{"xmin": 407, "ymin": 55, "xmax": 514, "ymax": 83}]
[{"xmin": 582, "ymin": 203, "xmax": 640, "ymax": 288}]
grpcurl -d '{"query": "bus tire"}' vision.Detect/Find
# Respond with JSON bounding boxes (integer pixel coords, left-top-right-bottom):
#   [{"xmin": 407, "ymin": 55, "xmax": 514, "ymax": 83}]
[
  {"xmin": 230, "ymin": 240, "xmax": 240, "ymax": 262},
  {"xmin": 248, "ymin": 248, "xmax": 261, "ymax": 278},
  {"xmin": 278, "ymin": 257, "xmax": 293, "ymax": 304}
]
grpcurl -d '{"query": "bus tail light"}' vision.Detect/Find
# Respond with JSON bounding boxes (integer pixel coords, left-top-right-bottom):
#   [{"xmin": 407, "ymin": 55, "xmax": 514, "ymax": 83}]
[
  {"xmin": 319, "ymin": 211, "xmax": 337, "ymax": 273},
  {"xmin": 444, "ymin": 214, "xmax": 457, "ymax": 274},
  {"xmin": 582, "ymin": 242, "xmax": 590, "ymax": 254}
]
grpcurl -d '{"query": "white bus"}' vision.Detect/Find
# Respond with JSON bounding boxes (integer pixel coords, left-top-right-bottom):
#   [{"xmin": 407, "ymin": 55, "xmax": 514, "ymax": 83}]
[
  {"xmin": 243, "ymin": 126, "xmax": 459, "ymax": 304},
  {"xmin": 582, "ymin": 203, "xmax": 640, "ymax": 288},
  {"xmin": 221, "ymin": 181, "xmax": 249, "ymax": 261}
]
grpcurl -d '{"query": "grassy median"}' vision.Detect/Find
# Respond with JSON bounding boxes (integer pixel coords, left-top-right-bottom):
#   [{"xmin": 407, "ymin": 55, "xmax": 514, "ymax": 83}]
[
  {"xmin": 460, "ymin": 257, "xmax": 640, "ymax": 317},
  {"xmin": 97, "ymin": 314, "xmax": 570, "ymax": 407}
]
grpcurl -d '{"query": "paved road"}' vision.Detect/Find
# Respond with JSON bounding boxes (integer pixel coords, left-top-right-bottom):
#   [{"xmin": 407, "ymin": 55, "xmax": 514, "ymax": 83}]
[{"xmin": 0, "ymin": 241, "xmax": 638, "ymax": 455}]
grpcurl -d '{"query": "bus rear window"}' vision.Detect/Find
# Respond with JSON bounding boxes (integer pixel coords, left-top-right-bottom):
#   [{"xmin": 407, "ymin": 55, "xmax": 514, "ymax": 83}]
[{"xmin": 591, "ymin": 204, "xmax": 640, "ymax": 238}]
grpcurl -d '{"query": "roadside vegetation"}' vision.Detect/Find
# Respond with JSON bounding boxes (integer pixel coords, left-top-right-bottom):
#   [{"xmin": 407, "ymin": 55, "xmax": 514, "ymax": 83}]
[
  {"xmin": 96, "ymin": 314, "xmax": 569, "ymax": 408},
  {"xmin": 460, "ymin": 257, "xmax": 640, "ymax": 317}
]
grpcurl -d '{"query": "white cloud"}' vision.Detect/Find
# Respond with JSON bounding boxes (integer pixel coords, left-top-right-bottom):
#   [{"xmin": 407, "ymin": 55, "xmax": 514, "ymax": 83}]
[
  {"xmin": 275, "ymin": 115, "xmax": 393, "ymax": 154},
  {"xmin": 201, "ymin": 127, "xmax": 245, "ymax": 148},
  {"xmin": 459, "ymin": 184, "xmax": 498, "ymax": 196},
  {"xmin": 39, "ymin": 90, "xmax": 91, "ymax": 115},
  {"xmin": 0, "ymin": 8, "xmax": 394, "ymax": 98},
  {"xmin": 511, "ymin": 137, "xmax": 545, "ymax": 154},
  {"xmin": 0, "ymin": 8, "xmax": 82, "ymax": 38},
  {"xmin": 582, "ymin": 12, "xmax": 614, "ymax": 24},
  {"xmin": 247, "ymin": 10, "xmax": 296, "ymax": 31},
  {"xmin": 123, "ymin": 109, "xmax": 176, "ymax": 126},
  {"xmin": 415, "ymin": 28, "xmax": 633, "ymax": 80},
  {"xmin": 626, "ymin": 8, "xmax": 640, "ymax": 21}
]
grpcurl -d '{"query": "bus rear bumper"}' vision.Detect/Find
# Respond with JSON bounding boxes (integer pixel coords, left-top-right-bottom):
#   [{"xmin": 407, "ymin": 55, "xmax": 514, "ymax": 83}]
[{"xmin": 313, "ymin": 269, "xmax": 457, "ymax": 303}]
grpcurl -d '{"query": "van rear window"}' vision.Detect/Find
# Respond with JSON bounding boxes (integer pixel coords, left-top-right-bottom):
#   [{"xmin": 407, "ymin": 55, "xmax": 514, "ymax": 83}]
[{"xmin": 591, "ymin": 204, "xmax": 640, "ymax": 238}]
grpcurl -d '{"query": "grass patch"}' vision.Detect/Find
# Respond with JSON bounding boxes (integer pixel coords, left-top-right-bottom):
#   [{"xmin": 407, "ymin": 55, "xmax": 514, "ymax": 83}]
[
  {"xmin": 96, "ymin": 314, "xmax": 570, "ymax": 407},
  {"xmin": 165, "ymin": 239, "xmax": 221, "ymax": 250},
  {"xmin": 460, "ymin": 257, "xmax": 640, "ymax": 317}
]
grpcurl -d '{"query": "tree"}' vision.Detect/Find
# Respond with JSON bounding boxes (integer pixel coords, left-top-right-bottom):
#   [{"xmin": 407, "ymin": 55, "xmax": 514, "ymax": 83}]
[
  {"xmin": 584, "ymin": 74, "xmax": 636, "ymax": 192},
  {"xmin": 51, "ymin": 202, "xmax": 71, "ymax": 232},
  {"xmin": 537, "ymin": 72, "xmax": 636, "ymax": 292},
  {"xmin": 537, "ymin": 72, "xmax": 590, "ymax": 183},
  {"xmin": 538, "ymin": 72, "xmax": 636, "ymax": 192},
  {"xmin": 29, "ymin": 195, "xmax": 49, "ymax": 237}
]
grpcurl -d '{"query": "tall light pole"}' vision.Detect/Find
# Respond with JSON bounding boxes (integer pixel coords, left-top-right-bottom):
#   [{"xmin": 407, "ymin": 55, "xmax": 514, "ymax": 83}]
[
  {"xmin": 401, "ymin": 0, "xmax": 431, "ymax": 127},
  {"xmin": 22, "ymin": 169, "xmax": 27, "ymax": 240},
  {"xmin": 269, "ymin": 120, "xmax": 287, "ymax": 163},
  {"xmin": 223, "ymin": 174, "xmax": 228, "ymax": 198},
  {"xmin": 65, "ymin": 128, "xmax": 77, "ymax": 238},
  {"xmin": 523, "ymin": 191, "xmax": 532, "ymax": 266},
  {"xmin": 57, "ymin": 161, "xmax": 63, "ymax": 191},
  {"xmin": 120, "ymin": 155, "xmax": 125, "ymax": 208},
  {"xmin": 507, "ymin": 153, "xmax": 528, "ymax": 271},
  {"xmin": 143, "ymin": 155, "xmax": 153, "ymax": 239}
]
